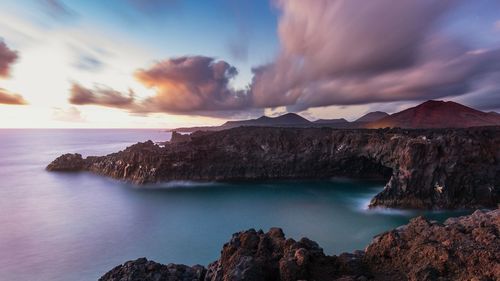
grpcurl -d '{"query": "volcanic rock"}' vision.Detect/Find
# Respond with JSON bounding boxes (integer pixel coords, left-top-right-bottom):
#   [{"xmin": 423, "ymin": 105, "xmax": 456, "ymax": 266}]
[
  {"xmin": 99, "ymin": 209, "xmax": 500, "ymax": 281},
  {"xmin": 47, "ymin": 126, "xmax": 500, "ymax": 209}
]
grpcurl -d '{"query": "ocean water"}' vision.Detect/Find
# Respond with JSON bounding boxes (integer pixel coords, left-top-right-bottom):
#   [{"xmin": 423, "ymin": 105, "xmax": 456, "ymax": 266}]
[{"xmin": 0, "ymin": 129, "xmax": 472, "ymax": 281}]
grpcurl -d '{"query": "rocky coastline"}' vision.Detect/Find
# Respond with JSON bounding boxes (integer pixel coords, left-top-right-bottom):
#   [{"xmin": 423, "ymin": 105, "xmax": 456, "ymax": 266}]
[
  {"xmin": 99, "ymin": 208, "xmax": 500, "ymax": 281},
  {"xmin": 47, "ymin": 126, "xmax": 500, "ymax": 210}
]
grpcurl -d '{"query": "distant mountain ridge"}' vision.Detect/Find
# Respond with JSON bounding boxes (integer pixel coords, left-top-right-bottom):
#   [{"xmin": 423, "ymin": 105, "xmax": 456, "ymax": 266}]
[
  {"xmin": 355, "ymin": 111, "xmax": 389, "ymax": 122},
  {"xmin": 168, "ymin": 100, "xmax": 500, "ymax": 132},
  {"xmin": 313, "ymin": 118, "xmax": 348, "ymax": 124},
  {"xmin": 366, "ymin": 100, "xmax": 500, "ymax": 129},
  {"xmin": 222, "ymin": 113, "xmax": 310, "ymax": 128}
]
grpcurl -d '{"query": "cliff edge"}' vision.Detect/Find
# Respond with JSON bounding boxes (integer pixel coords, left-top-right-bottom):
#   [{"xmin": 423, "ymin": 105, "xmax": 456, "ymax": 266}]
[{"xmin": 47, "ymin": 126, "xmax": 500, "ymax": 209}]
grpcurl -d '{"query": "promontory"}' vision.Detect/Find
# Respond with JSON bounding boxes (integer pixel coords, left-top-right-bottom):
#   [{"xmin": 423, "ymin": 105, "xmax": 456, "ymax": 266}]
[{"xmin": 47, "ymin": 126, "xmax": 500, "ymax": 210}]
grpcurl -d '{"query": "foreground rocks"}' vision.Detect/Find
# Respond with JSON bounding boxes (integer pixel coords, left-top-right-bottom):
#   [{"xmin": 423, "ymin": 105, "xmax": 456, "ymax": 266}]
[
  {"xmin": 47, "ymin": 126, "xmax": 500, "ymax": 209},
  {"xmin": 99, "ymin": 258, "xmax": 206, "ymax": 281},
  {"xmin": 99, "ymin": 209, "xmax": 500, "ymax": 281}
]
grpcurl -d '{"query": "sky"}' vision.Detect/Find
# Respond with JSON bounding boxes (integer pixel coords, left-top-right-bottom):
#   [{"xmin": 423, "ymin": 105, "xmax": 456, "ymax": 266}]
[{"xmin": 0, "ymin": 0, "xmax": 499, "ymax": 128}]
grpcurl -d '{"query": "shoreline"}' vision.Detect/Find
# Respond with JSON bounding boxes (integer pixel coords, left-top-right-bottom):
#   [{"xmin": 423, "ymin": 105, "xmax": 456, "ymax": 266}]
[
  {"xmin": 47, "ymin": 126, "xmax": 500, "ymax": 210},
  {"xmin": 99, "ymin": 208, "xmax": 500, "ymax": 281}
]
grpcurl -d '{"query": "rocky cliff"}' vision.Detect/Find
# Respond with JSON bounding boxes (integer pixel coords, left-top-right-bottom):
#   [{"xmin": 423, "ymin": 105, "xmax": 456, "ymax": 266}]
[
  {"xmin": 99, "ymin": 209, "xmax": 500, "ymax": 281},
  {"xmin": 47, "ymin": 126, "xmax": 500, "ymax": 209}
]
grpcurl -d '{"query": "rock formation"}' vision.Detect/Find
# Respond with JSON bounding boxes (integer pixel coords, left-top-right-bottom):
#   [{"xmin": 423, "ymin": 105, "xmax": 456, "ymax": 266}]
[
  {"xmin": 99, "ymin": 209, "xmax": 500, "ymax": 281},
  {"xmin": 47, "ymin": 126, "xmax": 500, "ymax": 209}
]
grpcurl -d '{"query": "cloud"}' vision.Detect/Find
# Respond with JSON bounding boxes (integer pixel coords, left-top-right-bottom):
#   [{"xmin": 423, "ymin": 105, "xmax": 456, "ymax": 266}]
[
  {"xmin": 0, "ymin": 88, "xmax": 27, "ymax": 105},
  {"xmin": 73, "ymin": 53, "xmax": 104, "ymax": 71},
  {"xmin": 39, "ymin": 0, "xmax": 77, "ymax": 20},
  {"xmin": 224, "ymin": 0, "xmax": 254, "ymax": 62},
  {"xmin": 454, "ymin": 71, "xmax": 500, "ymax": 112},
  {"xmin": 0, "ymin": 40, "xmax": 27, "ymax": 105},
  {"xmin": 134, "ymin": 56, "xmax": 252, "ymax": 114},
  {"xmin": 69, "ymin": 56, "xmax": 256, "ymax": 118},
  {"xmin": 227, "ymin": 36, "xmax": 249, "ymax": 62},
  {"xmin": 52, "ymin": 106, "xmax": 85, "ymax": 122},
  {"xmin": 68, "ymin": 1, "xmax": 500, "ymax": 118},
  {"xmin": 250, "ymin": 0, "xmax": 500, "ymax": 112},
  {"xmin": 0, "ymin": 40, "xmax": 18, "ymax": 77},
  {"xmin": 69, "ymin": 83, "xmax": 135, "ymax": 108}
]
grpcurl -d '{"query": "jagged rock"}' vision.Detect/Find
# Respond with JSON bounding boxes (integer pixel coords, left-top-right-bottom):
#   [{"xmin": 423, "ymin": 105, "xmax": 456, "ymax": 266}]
[
  {"xmin": 47, "ymin": 126, "xmax": 500, "ymax": 209},
  {"xmin": 170, "ymin": 131, "xmax": 192, "ymax": 143},
  {"xmin": 204, "ymin": 227, "xmax": 360, "ymax": 281},
  {"xmin": 364, "ymin": 208, "xmax": 500, "ymax": 280},
  {"xmin": 99, "ymin": 209, "xmax": 500, "ymax": 281},
  {"xmin": 46, "ymin": 153, "xmax": 86, "ymax": 171},
  {"xmin": 98, "ymin": 258, "xmax": 206, "ymax": 281}
]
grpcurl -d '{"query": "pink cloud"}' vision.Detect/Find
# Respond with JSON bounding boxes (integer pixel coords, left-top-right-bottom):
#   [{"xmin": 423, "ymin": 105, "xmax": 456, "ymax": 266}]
[
  {"xmin": 251, "ymin": 0, "xmax": 500, "ymax": 112},
  {"xmin": 69, "ymin": 83, "xmax": 135, "ymax": 108},
  {"xmin": 0, "ymin": 40, "xmax": 18, "ymax": 78}
]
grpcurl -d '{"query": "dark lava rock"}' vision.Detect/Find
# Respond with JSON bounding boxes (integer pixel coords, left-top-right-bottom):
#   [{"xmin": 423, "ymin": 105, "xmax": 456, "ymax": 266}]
[
  {"xmin": 47, "ymin": 126, "xmax": 500, "ymax": 209},
  {"xmin": 46, "ymin": 153, "xmax": 86, "ymax": 171},
  {"xmin": 204, "ymin": 227, "xmax": 363, "ymax": 281},
  {"xmin": 364, "ymin": 208, "xmax": 500, "ymax": 280},
  {"xmin": 170, "ymin": 131, "xmax": 192, "ymax": 143},
  {"xmin": 99, "ymin": 258, "xmax": 206, "ymax": 281},
  {"xmin": 100, "ymin": 209, "xmax": 500, "ymax": 281}
]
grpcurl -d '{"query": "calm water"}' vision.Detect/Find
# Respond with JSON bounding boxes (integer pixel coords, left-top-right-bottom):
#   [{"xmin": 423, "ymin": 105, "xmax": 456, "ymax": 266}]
[{"xmin": 0, "ymin": 129, "xmax": 471, "ymax": 281}]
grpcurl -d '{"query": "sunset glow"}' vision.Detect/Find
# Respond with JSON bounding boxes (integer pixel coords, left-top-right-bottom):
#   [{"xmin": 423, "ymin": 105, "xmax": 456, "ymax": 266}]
[{"xmin": 1, "ymin": 0, "xmax": 499, "ymax": 128}]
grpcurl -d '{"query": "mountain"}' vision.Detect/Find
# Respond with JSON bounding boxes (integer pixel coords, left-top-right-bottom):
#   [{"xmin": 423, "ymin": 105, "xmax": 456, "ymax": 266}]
[
  {"xmin": 169, "ymin": 100, "xmax": 500, "ymax": 132},
  {"xmin": 222, "ymin": 113, "xmax": 311, "ymax": 128},
  {"xmin": 355, "ymin": 111, "xmax": 389, "ymax": 122},
  {"xmin": 313, "ymin": 118, "xmax": 348, "ymax": 124},
  {"xmin": 366, "ymin": 100, "xmax": 500, "ymax": 129}
]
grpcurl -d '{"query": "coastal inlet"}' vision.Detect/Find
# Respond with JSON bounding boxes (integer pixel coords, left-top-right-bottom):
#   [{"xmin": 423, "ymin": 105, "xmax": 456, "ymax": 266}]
[{"xmin": 48, "ymin": 126, "xmax": 500, "ymax": 210}]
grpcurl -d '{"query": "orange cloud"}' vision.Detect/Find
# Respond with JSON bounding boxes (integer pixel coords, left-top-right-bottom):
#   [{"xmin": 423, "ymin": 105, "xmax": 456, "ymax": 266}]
[
  {"xmin": 0, "ymin": 40, "xmax": 28, "ymax": 105},
  {"xmin": 135, "ymin": 56, "xmax": 251, "ymax": 114},
  {"xmin": 0, "ymin": 88, "xmax": 27, "ymax": 105}
]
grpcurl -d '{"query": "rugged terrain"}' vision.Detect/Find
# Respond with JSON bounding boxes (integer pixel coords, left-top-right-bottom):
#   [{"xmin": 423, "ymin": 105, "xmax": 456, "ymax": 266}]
[
  {"xmin": 99, "ymin": 208, "xmax": 500, "ymax": 281},
  {"xmin": 47, "ymin": 126, "xmax": 500, "ymax": 209}
]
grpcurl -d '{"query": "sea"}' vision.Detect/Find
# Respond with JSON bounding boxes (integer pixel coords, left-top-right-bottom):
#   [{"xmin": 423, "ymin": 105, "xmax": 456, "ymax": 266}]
[{"xmin": 0, "ymin": 129, "xmax": 472, "ymax": 281}]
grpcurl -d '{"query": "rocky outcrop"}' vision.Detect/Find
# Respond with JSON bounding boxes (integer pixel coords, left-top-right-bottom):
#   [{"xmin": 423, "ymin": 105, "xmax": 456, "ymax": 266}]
[
  {"xmin": 170, "ymin": 131, "xmax": 192, "ymax": 143},
  {"xmin": 47, "ymin": 126, "xmax": 500, "ymax": 209},
  {"xmin": 203, "ymin": 227, "xmax": 364, "ymax": 281},
  {"xmin": 364, "ymin": 209, "xmax": 500, "ymax": 280},
  {"xmin": 99, "ymin": 258, "xmax": 206, "ymax": 281},
  {"xmin": 99, "ymin": 209, "xmax": 500, "ymax": 281}
]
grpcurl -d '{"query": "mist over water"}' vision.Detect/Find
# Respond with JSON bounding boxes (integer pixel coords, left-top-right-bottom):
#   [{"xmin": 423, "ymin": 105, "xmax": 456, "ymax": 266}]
[{"xmin": 0, "ymin": 129, "xmax": 471, "ymax": 281}]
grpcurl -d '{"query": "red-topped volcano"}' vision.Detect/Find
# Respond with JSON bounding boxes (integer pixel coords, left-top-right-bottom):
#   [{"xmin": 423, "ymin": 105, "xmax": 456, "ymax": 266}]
[{"xmin": 366, "ymin": 100, "xmax": 500, "ymax": 129}]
